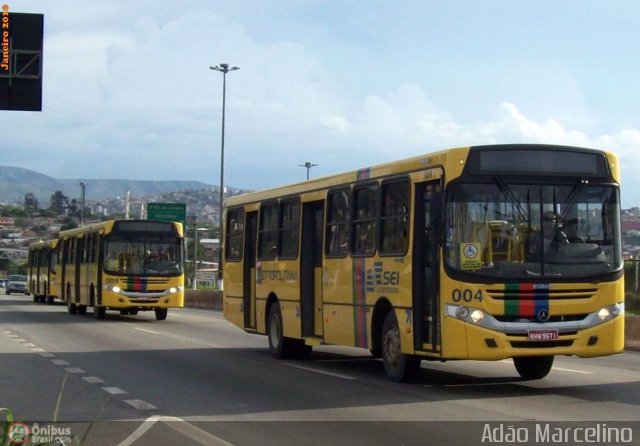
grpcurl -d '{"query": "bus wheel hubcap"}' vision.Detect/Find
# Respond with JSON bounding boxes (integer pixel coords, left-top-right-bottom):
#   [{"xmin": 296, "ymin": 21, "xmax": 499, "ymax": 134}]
[{"xmin": 384, "ymin": 328, "xmax": 401, "ymax": 366}]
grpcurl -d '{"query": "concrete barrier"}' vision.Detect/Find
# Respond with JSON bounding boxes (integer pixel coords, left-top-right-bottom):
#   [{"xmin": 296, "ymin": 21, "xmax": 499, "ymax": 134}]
[
  {"xmin": 182, "ymin": 292, "xmax": 640, "ymax": 352},
  {"xmin": 184, "ymin": 290, "xmax": 222, "ymax": 311},
  {"xmin": 625, "ymin": 315, "xmax": 640, "ymax": 352}
]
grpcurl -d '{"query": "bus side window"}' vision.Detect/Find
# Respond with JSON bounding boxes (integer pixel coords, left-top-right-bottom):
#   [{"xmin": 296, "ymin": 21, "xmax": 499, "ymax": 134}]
[
  {"xmin": 226, "ymin": 209, "xmax": 245, "ymax": 261},
  {"xmin": 325, "ymin": 189, "xmax": 350, "ymax": 257},
  {"xmin": 352, "ymin": 183, "xmax": 378, "ymax": 256},
  {"xmin": 380, "ymin": 179, "xmax": 409, "ymax": 255}
]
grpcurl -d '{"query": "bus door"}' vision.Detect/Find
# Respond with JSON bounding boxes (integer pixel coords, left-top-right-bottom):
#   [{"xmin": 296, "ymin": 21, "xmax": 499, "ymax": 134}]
[
  {"xmin": 300, "ymin": 201, "xmax": 324, "ymax": 337},
  {"xmin": 413, "ymin": 179, "xmax": 443, "ymax": 353},
  {"xmin": 243, "ymin": 211, "xmax": 258, "ymax": 329}
]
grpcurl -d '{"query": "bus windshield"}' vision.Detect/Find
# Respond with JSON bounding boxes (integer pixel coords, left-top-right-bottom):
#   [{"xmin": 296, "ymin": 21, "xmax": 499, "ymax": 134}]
[
  {"xmin": 445, "ymin": 180, "xmax": 622, "ymax": 279},
  {"xmin": 104, "ymin": 233, "xmax": 183, "ymax": 276}
]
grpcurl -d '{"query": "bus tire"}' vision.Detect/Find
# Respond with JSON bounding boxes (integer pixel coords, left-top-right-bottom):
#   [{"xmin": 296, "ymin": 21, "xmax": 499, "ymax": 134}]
[
  {"xmin": 46, "ymin": 295, "xmax": 54, "ymax": 305},
  {"xmin": 33, "ymin": 294, "xmax": 39, "ymax": 303},
  {"xmin": 513, "ymin": 356, "xmax": 554, "ymax": 380},
  {"xmin": 77, "ymin": 305, "xmax": 87, "ymax": 315},
  {"xmin": 155, "ymin": 308, "xmax": 168, "ymax": 320},
  {"xmin": 67, "ymin": 299, "xmax": 77, "ymax": 315},
  {"xmin": 381, "ymin": 311, "xmax": 421, "ymax": 383},
  {"xmin": 267, "ymin": 302, "xmax": 294, "ymax": 359},
  {"xmin": 94, "ymin": 306, "xmax": 106, "ymax": 320}
]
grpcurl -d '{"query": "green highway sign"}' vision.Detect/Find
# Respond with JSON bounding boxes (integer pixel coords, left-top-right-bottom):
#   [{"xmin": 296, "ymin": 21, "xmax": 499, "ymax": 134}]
[{"xmin": 147, "ymin": 202, "xmax": 186, "ymax": 226}]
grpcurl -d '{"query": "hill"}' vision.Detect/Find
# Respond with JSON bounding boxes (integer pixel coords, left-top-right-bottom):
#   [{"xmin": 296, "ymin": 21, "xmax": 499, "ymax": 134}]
[{"xmin": 0, "ymin": 166, "xmax": 214, "ymax": 204}]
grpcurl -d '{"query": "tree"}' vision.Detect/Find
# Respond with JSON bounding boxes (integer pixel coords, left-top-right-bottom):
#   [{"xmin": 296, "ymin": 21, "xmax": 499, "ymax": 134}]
[{"xmin": 59, "ymin": 217, "xmax": 78, "ymax": 232}]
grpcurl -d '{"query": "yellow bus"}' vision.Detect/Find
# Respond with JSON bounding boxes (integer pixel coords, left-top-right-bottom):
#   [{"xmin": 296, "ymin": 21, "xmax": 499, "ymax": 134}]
[
  {"xmin": 57, "ymin": 219, "xmax": 184, "ymax": 320},
  {"xmin": 27, "ymin": 239, "xmax": 59, "ymax": 304},
  {"xmin": 222, "ymin": 144, "xmax": 624, "ymax": 382}
]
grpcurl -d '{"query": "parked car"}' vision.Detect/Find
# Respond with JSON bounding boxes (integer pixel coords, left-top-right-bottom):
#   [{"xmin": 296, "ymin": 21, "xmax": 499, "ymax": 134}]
[
  {"xmin": 6, "ymin": 275, "xmax": 28, "ymax": 295},
  {"xmin": 0, "ymin": 278, "xmax": 6, "ymax": 288}
]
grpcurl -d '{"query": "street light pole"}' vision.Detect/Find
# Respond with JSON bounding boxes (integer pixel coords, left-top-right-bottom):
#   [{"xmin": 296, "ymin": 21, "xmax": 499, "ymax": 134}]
[
  {"xmin": 79, "ymin": 182, "xmax": 86, "ymax": 226},
  {"xmin": 298, "ymin": 162, "xmax": 318, "ymax": 180},
  {"xmin": 210, "ymin": 63, "xmax": 239, "ymax": 285}
]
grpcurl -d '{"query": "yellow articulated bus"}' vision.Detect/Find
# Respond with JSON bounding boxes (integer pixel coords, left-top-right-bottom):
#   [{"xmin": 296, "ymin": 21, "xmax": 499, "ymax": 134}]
[
  {"xmin": 223, "ymin": 144, "xmax": 625, "ymax": 382},
  {"xmin": 27, "ymin": 239, "xmax": 59, "ymax": 304},
  {"xmin": 56, "ymin": 219, "xmax": 185, "ymax": 320}
]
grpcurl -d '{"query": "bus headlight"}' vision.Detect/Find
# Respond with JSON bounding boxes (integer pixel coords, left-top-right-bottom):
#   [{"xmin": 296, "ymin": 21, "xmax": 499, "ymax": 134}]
[
  {"xmin": 112, "ymin": 286, "xmax": 121, "ymax": 294},
  {"xmin": 598, "ymin": 303, "xmax": 624, "ymax": 321},
  {"xmin": 470, "ymin": 310, "xmax": 484, "ymax": 324},
  {"xmin": 446, "ymin": 304, "xmax": 485, "ymax": 325},
  {"xmin": 169, "ymin": 287, "xmax": 177, "ymax": 294},
  {"xmin": 456, "ymin": 306, "xmax": 470, "ymax": 319}
]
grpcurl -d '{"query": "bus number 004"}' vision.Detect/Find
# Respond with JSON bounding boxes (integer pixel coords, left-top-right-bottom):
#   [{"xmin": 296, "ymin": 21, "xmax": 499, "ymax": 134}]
[{"xmin": 451, "ymin": 288, "xmax": 483, "ymax": 302}]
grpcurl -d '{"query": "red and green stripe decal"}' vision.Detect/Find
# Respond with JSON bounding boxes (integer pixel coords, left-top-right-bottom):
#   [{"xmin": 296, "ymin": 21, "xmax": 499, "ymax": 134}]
[
  {"xmin": 352, "ymin": 258, "xmax": 369, "ymax": 348},
  {"xmin": 356, "ymin": 167, "xmax": 371, "ymax": 181},
  {"xmin": 125, "ymin": 276, "xmax": 147, "ymax": 292},
  {"xmin": 504, "ymin": 283, "xmax": 549, "ymax": 317}
]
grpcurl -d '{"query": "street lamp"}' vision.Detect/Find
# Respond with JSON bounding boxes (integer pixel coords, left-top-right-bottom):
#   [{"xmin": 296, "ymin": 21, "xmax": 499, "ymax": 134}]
[
  {"xmin": 298, "ymin": 162, "xmax": 318, "ymax": 180},
  {"xmin": 210, "ymin": 63, "xmax": 239, "ymax": 284},
  {"xmin": 79, "ymin": 182, "xmax": 86, "ymax": 226}
]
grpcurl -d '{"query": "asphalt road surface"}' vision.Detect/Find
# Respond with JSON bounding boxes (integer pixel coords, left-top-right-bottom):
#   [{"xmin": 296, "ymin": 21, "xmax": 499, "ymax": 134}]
[{"xmin": 1, "ymin": 295, "xmax": 639, "ymax": 445}]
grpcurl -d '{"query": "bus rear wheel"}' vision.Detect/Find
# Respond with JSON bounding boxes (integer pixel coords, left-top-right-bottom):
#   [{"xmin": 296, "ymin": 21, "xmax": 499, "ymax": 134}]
[
  {"xmin": 155, "ymin": 308, "xmax": 168, "ymax": 320},
  {"xmin": 513, "ymin": 356, "xmax": 554, "ymax": 380},
  {"xmin": 381, "ymin": 311, "xmax": 421, "ymax": 383},
  {"xmin": 266, "ymin": 302, "xmax": 312, "ymax": 359},
  {"xmin": 67, "ymin": 299, "xmax": 77, "ymax": 315}
]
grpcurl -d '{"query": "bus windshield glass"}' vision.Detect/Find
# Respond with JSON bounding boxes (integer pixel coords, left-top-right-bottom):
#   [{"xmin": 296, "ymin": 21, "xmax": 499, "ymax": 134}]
[
  {"xmin": 104, "ymin": 233, "xmax": 183, "ymax": 276},
  {"xmin": 445, "ymin": 180, "xmax": 621, "ymax": 279}
]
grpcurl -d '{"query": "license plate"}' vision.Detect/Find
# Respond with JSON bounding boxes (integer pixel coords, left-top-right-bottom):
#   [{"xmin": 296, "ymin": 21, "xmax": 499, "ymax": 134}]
[{"xmin": 527, "ymin": 329, "xmax": 559, "ymax": 341}]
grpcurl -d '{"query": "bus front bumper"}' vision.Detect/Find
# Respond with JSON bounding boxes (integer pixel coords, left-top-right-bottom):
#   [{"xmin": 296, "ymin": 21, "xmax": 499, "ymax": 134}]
[
  {"xmin": 101, "ymin": 286, "xmax": 184, "ymax": 309},
  {"xmin": 442, "ymin": 303, "xmax": 625, "ymax": 360}
]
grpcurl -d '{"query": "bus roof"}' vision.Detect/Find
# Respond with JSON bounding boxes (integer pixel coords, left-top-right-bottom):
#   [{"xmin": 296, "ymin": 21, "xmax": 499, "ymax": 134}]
[{"xmin": 225, "ymin": 144, "xmax": 617, "ymax": 208}]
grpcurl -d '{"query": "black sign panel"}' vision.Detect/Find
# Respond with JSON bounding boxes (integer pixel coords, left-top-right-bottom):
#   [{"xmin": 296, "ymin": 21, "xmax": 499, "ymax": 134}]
[{"xmin": 0, "ymin": 11, "xmax": 44, "ymax": 111}]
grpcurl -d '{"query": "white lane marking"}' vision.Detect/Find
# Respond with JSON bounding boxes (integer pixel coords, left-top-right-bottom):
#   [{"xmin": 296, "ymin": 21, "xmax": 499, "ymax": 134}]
[
  {"xmin": 552, "ymin": 367, "xmax": 593, "ymax": 375},
  {"xmin": 117, "ymin": 416, "xmax": 236, "ymax": 446},
  {"xmin": 133, "ymin": 327, "xmax": 161, "ymax": 335},
  {"xmin": 124, "ymin": 399, "xmax": 157, "ymax": 410},
  {"xmin": 23, "ymin": 343, "xmax": 36, "ymax": 348},
  {"xmin": 64, "ymin": 367, "xmax": 86, "ymax": 374},
  {"xmin": 15, "ymin": 338, "xmax": 28, "ymax": 343},
  {"xmin": 30, "ymin": 347, "xmax": 45, "ymax": 352},
  {"xmin": 7, "ymin": 334, "xmax": 18, "ymax": 338},
  {"xmin": 102, "ymin": 387, "xmax": 127, "ymax": 395},
  {"xmin": 282, "ymin": 362, "xmax": 356, "ymax": 381},
  {"xmin": 39, "ymin": 352, "xmax": 55, "ymax": 358},
  {"xmin": 83, "ymin": 376, "xmax": 105, "ymax": 384},
  {"xmin": 51, "ymin": 359, "xmax": 70, "ymax": 366}
]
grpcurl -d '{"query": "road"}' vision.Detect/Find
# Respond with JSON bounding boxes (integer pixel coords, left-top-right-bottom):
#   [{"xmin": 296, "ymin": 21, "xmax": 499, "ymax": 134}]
[{"xmin": 1, "ymin": 295, "xmax": 639, "ymax": 445}]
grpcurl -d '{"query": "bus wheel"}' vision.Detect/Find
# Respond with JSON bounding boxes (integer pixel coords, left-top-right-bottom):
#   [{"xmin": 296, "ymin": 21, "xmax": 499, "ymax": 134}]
[
  {"xmin": 46, "ymin": 295, "xmax": 54, "ymax": 305},
  {"xmin": 77, "ymin": 305, "xmax": 87, "ymax": 315},
  {"xmin": 33, "ymin": 294, "xmax": 39, "ymax": 303},
  {"xmin": 94, "ymin": 306, "xmax": 106, "ymax": 320},
  {"xmin": 513, "ymin": 356, "xmax": 554, "ymax": 380},
  {"xmin": 67, "ymin": 299, "xmax": 77, "ymax": 315},
  {"xmin": 381, "ymin": 311, "xmax": 421, "ymax": 383},
  {"xmin": 267, "ymin": 302, "xmax": 293, "ymax": 359},
  {"xmin": 155, "ymin": 308, "xmax": 168, "ymax": 320}
]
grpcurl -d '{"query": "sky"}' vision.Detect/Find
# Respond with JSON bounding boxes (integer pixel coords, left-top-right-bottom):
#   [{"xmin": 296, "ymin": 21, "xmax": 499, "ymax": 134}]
[{"xmin": 2, "ymin": 0, "xmax": 640, "ymax": 207}]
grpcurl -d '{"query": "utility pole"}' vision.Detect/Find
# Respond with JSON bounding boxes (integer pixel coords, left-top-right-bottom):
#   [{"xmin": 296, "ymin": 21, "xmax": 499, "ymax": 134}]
[{"xmin": 299, "ymin": 162, "xmax": 318, "ymax": 180}]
